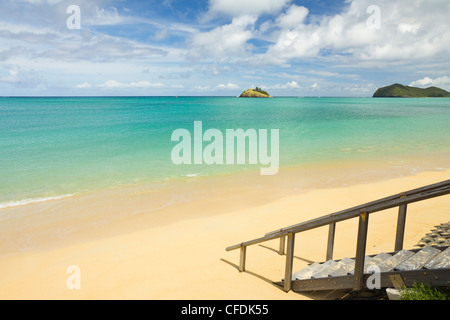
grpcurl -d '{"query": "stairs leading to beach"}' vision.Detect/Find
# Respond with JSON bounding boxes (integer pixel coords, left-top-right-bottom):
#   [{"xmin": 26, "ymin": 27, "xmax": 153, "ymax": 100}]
[
  {"xmin": 284, "ymin": 245, "xmax": 450, "ymax": 296},
  {"xmin": 227, "ymin": 180, "xmax": 450, "ymax": 298},
  {"xmin": 292, "ymin": 246, "xmax": 450, "ymax": 281}
]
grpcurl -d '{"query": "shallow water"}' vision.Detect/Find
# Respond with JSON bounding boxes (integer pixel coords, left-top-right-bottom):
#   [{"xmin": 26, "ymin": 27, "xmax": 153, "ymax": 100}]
[{"xmin": 1, "ymin": 96, "xmax": 449, "ymax": 206}]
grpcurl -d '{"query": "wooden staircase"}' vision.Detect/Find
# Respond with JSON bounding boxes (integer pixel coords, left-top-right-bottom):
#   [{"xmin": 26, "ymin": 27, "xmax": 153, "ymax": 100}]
[
  {"xmin": 283, "ymin": 245, "xmax": 449, "ymax": 293},
  {"xmin": 226, "ymin": 179, "xmax": 450, "ymax": 296}
]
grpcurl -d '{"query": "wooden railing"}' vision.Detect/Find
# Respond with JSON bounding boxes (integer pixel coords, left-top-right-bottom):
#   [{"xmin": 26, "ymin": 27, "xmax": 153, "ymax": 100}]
[{"xmin": 226, "ymin": 179, "xmax": 450, "ymax": 292}]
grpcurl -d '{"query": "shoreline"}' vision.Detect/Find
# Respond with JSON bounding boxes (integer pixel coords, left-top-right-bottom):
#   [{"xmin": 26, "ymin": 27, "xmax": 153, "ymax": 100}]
[
  {"xmin": 0, "ymin": 163, "xmax": 448, "ymax": 298},
  {"xmin": 2, "ymin": 147, "xmax": 449, "ymax": 210},
  {"xmin": 1, "ymin": 154, "xmax": 449, "ymax": 255}
]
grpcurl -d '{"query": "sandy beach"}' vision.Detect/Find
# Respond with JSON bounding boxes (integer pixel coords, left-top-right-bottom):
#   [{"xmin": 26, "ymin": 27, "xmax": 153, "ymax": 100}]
[
  {"xmin": 2, "ymin": 0, "xmax": 450, "ymax": 304},
  {"xmin": 0, "ymin": 167, "xmax": 448, "ymax": 300}
]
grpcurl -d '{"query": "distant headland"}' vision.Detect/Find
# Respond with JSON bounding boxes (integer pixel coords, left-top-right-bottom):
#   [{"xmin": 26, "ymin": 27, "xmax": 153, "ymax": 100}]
[
  {"xmin": 373, "ymin": 83, "xmax": 450, "ymax": 98},
  {"xmin": 239, "ymin": 87, "xmax": 272, "ymax": 98}
]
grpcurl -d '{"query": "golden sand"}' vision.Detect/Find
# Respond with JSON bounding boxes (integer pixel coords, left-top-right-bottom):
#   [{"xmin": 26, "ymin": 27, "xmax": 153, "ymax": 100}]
[{"xmin": 0, "ymin": 167, "xmax": 448, "ymax": 299}]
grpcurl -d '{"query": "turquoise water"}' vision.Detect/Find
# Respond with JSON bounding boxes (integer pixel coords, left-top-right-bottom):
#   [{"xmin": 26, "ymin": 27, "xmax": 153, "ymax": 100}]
[{"xmin": 1, "ymin": 97, "xmax": 449, "ymax": 205}]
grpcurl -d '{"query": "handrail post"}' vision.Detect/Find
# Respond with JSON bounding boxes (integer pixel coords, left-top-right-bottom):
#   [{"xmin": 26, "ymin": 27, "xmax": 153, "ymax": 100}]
[
  {"xmin": 239, "ymin": 245, "xmax": 247, "ymax": 272},
  {"xmin": 395, "ymin": 204, "xmax": 407, "ymax": 252},
  {"xmin": 353, "ymin": 211, "xmax": 369, "ymax": 291},
  {"xmin": 283, "ymin": 232, "xmax": 295, "ymax": 292},
  {"xmin": 279, "ymin": 235, "xmax": 286, "ymax": 255},
  {"xmin": 326, "ymin": 223, "xmax": 336, "ymax": 261}
]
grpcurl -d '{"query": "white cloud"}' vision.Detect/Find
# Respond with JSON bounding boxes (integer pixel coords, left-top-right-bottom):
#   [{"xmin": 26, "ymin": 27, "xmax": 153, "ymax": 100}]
[
  {"xmin": 188, "ymin": 15, "xmax": 257, "ymax": 61},
  {"xmin": 98, "ymin": 80, "xmax": 165, "ymax": 89},
  {"xmin": 409, "ymin": 77, "xmax": 433, "ymax": 87},
  {"xmin": 286, "ymin": 80, "xmax": 300, "ymax": 89},
  {"xmin": 409, "ymin": 76, "xmax": 450, "ymax": 90},
  {"xmin": 398, "ymin": 23, "xmax": 421, "ymax": 34},
  {"xmin": 276, "ymin": 5, "xmax": 308, "ymax": 29},
  {"xmin": 0, "ymin": 65, "xmax": 46, "ymax": 88},
  {"xmin": 0, "ymin": 21, "xmax": 56, "ymax": 37},
  {"xmin": 15, "ymin": 0, "xmax": 63, "ymax": 4},
  {"xmin": 216, "ymin": 83, "xmax": 238, "ymax": 89},
  {"xmin": 194, "ymin": 85, "xmax": 211, "ymax": 91},
  {"xmin": 307, "ymin": 71, "xmax": 340, "ymax": 77},
  {"xmin": 263, "ymin": 0, "xmax": 450, "ymax": 64},
  {"xmin": 152, "ymin": 28, "xmax": 168, "ymax": 41},
  {"xmin": 207, "ymin": 0, "xmax": 290, "ymax": 18},
  {"xmin": 2, "ymin": 0, "xmax": 449, "ymax": 96},
  {"xmin": 76, "ymin": 82, "xmax": 92, "ymax": 88},
  {"xmin": 0, "ymin": 15, "xmax": 167, "ymax": 63},
  {"xmin": 90, "ymin": 7, "xmax": 125, "ymax": 26},
  {"xmin": 0, "ymin": 66, "xmax": 20, "ymax": 83},
  {"xmin": 266, "ymin": 81, "xmax": 300, "ymax": 90}
]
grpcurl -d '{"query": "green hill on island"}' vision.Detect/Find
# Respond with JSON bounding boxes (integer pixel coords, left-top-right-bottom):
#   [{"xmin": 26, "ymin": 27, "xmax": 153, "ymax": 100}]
[
  {"xmin": 373, "ymin": 83, "xmax": 450, "ymax": 97},
  {"xmin": 239, "ymin": 87, "xmax": 272, "ymax": 98}
]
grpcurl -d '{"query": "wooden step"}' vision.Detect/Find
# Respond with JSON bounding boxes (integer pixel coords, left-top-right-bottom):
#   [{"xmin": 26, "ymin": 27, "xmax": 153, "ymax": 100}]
[
  {"xmin": 328, "ymin": 258, "xmax": 355, "ymax": 277},
  {"xmin": 394, "ymin": 246, "xmax": 441, "ymax": 271},
  {"xmin": 297, "ymin": 260, "xmax": 336, "ymax": 280},
  {"xmin": 378, "ymin": 249, "xmax": 415, "ymax": 272},
  {"xmin": 293, "ymin": 253, "xmax": 392, "ymax": 280},
  {"xmin": 348, "ymin": 252, "xmax": 392, "ymax": 275},
  {"xmin": 424, "ymin": 246, "xmax": 450, "ymax": 269},
  {"xmin": 291, "ymin": 246, "xmax": 450, "ymax": 282},
  {"xmin": 291, "ymin": 262, "xmax": 322, "ymax": 280},
  {"xmin": 310, "ymin": 260, "xmax": 342, "ymax": 279}
]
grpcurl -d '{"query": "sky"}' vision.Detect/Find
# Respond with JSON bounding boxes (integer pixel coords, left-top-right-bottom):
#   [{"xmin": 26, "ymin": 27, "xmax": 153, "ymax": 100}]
[{"xmin": 0, "ymin": 0, "xmax": 449, "ymax": 97}]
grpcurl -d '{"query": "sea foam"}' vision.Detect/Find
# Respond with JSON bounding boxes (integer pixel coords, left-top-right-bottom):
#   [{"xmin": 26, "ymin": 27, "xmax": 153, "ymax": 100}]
[{"xmin": 0, "ymin": 194, "xmax": 75, "ymax": 210}]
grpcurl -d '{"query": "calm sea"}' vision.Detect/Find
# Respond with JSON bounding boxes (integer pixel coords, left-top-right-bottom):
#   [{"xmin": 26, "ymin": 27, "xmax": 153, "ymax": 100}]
[{"xmin": 1, "ymin": 96, "xmax": 449, "ymax": 207}]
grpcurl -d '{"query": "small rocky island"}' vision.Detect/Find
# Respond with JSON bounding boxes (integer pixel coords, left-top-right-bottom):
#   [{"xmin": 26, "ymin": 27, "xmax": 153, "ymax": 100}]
[
  {"xmin": 239, "ymin": 87, "xmax": 272, "ymax": 98},
  {"xmin": 373, "ymin": 83, "xmax": 450, "ymax": 97}
]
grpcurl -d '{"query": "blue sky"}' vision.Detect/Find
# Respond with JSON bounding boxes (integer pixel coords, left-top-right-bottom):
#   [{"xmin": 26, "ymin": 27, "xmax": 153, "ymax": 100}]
[{"xmin": 0, "ymin": 0, "xmax": 449, "ymax": 96}]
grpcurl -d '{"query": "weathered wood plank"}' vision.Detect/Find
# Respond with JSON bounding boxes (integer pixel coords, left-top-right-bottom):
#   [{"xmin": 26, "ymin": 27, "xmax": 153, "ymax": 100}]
[
  {"xmin": 239, "ymin": 245, "xmax": 246, "ymax": 272},
  {"xmin": 353, "ymin": 211, "xmax": 369, "ymax": 291},
  {"xmin": 279, "ymin": 235, "xmax": 286, "ymax": 255},
  {"xmin": 395, "ymin": 204, "xmax": 407, "ymax": 252},
  {"xmin": 283, "ymin": 233, "xmax": 295, "ymax": 292},
  {"xmin": 326, "ymin": 223, "xmax": 336, "ymax": 261},
  {"xmin": 289, "ymin": 269, "xmax": 450, "ymax": 292}
]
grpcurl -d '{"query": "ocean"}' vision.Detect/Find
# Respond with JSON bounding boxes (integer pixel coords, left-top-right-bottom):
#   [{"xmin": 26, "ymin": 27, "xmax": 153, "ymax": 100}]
[{"xmin": 1, "ymin": 96, "xmax": 449, "ymax": 208}]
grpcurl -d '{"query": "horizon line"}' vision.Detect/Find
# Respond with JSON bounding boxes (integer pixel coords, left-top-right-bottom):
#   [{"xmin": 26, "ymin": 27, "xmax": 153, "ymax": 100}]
[{"xmin": 0, "ymin": 95, "xmax": 374, "ymax": 98}]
